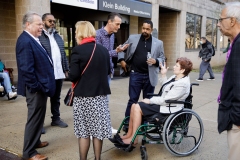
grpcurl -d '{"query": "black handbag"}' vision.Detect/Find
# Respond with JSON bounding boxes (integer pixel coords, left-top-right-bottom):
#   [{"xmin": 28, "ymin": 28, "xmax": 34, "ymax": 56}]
[
  {"xmin": 64, "ymin": 88, "xmax": 74, "ymax": 106},
  {"xmin": 64, "ymin": 43, "xmax": 96, "ymax": 106}
]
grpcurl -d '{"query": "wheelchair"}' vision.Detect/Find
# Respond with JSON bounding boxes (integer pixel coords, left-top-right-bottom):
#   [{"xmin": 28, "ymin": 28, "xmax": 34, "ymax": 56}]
[{"xmin": 112, "ymin": 83, "xmax": 204, "ymax": 160}]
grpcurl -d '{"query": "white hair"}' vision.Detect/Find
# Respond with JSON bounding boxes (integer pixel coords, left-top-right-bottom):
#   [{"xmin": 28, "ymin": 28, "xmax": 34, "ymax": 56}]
[
  {"xmin": 224, "ymin": 2, "xmax": 240, "ymax": 23},
  {"xmin": 22, "ymin": 12, "xmax": 41, "ymax": 29}
]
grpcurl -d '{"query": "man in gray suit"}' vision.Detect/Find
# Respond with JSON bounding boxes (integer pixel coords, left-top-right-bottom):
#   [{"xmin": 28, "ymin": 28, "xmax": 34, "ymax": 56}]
[{"xmin": 118, "ymin": 20, "xmax": 165, "ymax": 119}]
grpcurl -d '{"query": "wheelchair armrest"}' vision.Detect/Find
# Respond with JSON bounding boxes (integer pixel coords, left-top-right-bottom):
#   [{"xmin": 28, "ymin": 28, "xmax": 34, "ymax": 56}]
[
  {"xmin": 165, "ymin": 100, "xmax": 189, "ymax": 104},
  {"xmin": 191, "ymin": 83, "xmax": 199, "ymax": 86},
  {"xmin": 147, "ymin": 93, "xmax": 159, "ymax": 96}
]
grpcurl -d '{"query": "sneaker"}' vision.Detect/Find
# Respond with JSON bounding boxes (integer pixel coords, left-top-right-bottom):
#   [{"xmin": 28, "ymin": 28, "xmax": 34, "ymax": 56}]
[
  {"xmin": 207, "ymin": 77, "xmax": 215, "ymax": 80},
  {"xmin": 51, "ymin": 119, "xmax": 68, "ymax": 128},
  {"xmin": 111, "ymin": 127, "xmax": 118, "ymax": 134},
  {"xmin": 41, "ymin": 127, "xmax": 46, "ymax": 134},
  {"xmin": 196, "ymin": 78, "xmax": 203, "ymax": 81},
  {"xmin": 11, "ymin": 85, "xmax": 17, "ymax": 91},
  {"xmin": 8, "ymin": 92, "xmax": 17, "ymax": 99},
  {"xmin": 0, "ymin": 86, "xmax": 3, "ymax": 92}
]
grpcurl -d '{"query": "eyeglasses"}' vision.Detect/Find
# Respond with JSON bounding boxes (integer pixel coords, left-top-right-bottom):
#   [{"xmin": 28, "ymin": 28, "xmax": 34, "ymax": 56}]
[
  {"xmin": 218, "ymin": 17, "xmax": 231, "ymax": 23},
  {"xmin": 48, "ymin": 20, "xmax": 56, "ymax": 24}
]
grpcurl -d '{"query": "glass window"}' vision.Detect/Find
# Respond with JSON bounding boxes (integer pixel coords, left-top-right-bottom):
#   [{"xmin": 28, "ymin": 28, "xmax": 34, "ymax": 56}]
[
  {"xmin": 220, "ymin": 35, "xmax": 229, "ymax": 50},
  {"xmin": 55, "ymin": 19, "xmax": 73, "ymax": 59},
  {"xmin": 206, "ymin": 18, "xmax": 217, "ymax": 48},
  {"xmin": 185, "ymin": 13, "xmax": 202, "ymax": 50}
]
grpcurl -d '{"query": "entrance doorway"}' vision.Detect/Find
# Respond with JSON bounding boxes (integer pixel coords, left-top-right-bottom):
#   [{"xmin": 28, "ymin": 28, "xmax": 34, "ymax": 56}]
[{"xmin": 158, "ymin": 7, "xmax": 180, "ymax": 67}]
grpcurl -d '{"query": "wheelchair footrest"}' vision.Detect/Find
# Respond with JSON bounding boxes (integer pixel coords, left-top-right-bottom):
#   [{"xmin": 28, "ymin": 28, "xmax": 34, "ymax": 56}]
[{"xmin": 114, "ymin": 143, "xmax": 135, "ymax": 152}]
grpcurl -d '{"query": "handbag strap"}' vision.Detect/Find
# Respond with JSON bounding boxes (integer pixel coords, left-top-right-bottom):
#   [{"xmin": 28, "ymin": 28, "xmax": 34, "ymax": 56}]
[{"xmin": 72, "ymin": 43, "xmax": 96, "ymax": 89}]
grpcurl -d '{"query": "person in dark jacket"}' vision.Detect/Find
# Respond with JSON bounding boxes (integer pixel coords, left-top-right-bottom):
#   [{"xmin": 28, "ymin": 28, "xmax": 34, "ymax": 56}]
[
  {"xmin": 217, "ymin": 2, "xmax": 240, "ymax": 160},
  {"xmin": 68, "ymin": 21, "xmax": 112, "ymax": 160},
  {"xmin": 39, "ymin": 13, "xmax": 69, "ymax": 131},
  {"xmin": 16, "ymin": 12, "xmax": 55, "ymax": 160},
  {"xmin": 196, "ymin": 37, "xmax": 215, "ymax": 81}
]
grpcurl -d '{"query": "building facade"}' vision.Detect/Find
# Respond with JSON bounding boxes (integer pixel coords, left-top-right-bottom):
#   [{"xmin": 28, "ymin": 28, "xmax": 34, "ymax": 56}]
[{"xmin": 0, "ymin": 0, "xmax": 237, "ymax": 81}]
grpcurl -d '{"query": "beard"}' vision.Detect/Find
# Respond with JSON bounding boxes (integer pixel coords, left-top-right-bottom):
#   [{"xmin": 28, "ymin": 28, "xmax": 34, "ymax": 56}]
[
  {"xmin": 47, "ymin": 27, "xmax": 55, "ymax": 34},
  {"xmin": 142, "ymin": 32, "xmax": 150, "ymax": 38},
  {"xmin": 45, "ymin": 24, "xmax": 55, "ymax": 34}
]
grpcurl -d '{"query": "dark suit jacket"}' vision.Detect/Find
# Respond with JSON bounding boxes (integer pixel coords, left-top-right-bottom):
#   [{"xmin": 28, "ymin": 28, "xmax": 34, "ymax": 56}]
[
  {"xmin": 68, "ymin": 42, "xmax": 111, "ymax": 97},
  {"xmin": 16, "ymin": 31, "xmax": 56, "ymax": 97},
  {"xmin": 218, "ymin": 33, "xmax": 240, "ymax": 133}
]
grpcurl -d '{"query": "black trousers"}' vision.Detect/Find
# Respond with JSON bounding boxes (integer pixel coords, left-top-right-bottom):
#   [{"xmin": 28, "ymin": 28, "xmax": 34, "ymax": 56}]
[
  {"xmin": 50, "ymin": 79, "xmax": 63, "ymax": 121},
  {"xmin": 22, "ymin": 88, "xmax": 47, "ymax": 159}
]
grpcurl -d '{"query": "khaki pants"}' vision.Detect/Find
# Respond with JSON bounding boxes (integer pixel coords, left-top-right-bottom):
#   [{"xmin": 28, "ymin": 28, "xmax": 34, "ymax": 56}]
[{"xmin": 227, "ymin": 124, "xmax": 240, "ymax": 160}]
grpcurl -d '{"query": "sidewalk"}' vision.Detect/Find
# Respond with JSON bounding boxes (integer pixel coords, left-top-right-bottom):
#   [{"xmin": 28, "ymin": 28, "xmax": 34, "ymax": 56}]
[{"xmin": 0, "ymin": 72, "xmax": 227, "ymax": 160}]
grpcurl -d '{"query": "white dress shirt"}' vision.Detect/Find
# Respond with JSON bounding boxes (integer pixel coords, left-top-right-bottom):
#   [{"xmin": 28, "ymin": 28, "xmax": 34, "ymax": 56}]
[{"xmin": 44, "ymin": 29, "xmax": 65, "ymax": 80}]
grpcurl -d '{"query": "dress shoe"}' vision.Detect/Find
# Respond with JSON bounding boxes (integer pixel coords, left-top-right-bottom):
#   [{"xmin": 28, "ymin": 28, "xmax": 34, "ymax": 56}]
[
  {"xmin": 36, "ymin": 141, "xmax": 49, "ymax": 148},
  {"xmin": 109, "ymin": 134, "xmax": 121, "ymax": 144},
  {"xmin": 28, "ymin": 154, "xmax": 48, "ymax": 160}
]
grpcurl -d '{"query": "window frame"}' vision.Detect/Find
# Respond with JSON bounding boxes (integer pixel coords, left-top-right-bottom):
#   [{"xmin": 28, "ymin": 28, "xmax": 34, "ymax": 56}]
[{"xmin": 185, "ymin": 13, "xmax": 202, "ymax": 51}]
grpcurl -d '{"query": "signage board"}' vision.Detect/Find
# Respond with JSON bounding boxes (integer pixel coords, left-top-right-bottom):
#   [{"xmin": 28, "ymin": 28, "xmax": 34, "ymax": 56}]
[
  {"xmin": 98, "ymin": 0, "xmax": 151, "ymax": 18},
  {"xmin": 52, "ymin": 0, "xmax": 98, "ymax": 10}
]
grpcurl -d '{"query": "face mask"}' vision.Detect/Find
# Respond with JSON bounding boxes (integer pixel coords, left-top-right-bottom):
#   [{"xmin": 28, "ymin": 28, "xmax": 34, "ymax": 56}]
[{"xmin": 199, "ymin": 41, "xmax": 203, "ymax": 44}]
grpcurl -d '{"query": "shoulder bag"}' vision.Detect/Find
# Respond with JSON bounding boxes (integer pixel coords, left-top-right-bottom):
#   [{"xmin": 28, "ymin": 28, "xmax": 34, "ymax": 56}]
[{"xmin": 64, "ymin": 43, "xmax": 96, "ymax": 106}]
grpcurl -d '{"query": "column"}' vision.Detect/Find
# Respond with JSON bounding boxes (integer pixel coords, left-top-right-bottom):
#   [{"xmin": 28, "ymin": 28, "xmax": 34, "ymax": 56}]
[
  {"xmin": 152, "ymin": 0, "xmax": 159, "ymax": 38},
  {"xmin": 15, "ymin": 0, "xmax": 50, "ymax": 37},
  {"xmin": 201, "ymin": 16, "xmax": 206, "ymax": 37}
]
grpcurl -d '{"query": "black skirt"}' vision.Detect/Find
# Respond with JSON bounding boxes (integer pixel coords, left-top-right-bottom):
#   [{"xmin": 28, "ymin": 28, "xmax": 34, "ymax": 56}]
[{"xmin": 138, "ymin": 102, "xmax": 161, "ymax": 116}]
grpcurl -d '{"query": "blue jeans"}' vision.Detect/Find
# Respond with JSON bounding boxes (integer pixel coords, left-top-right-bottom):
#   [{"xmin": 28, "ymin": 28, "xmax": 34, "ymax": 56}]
[
  {"xmin": 50, "ymin": 79, "xmax": 63, "ymax": 121},
  {"xmin": 0, "ymin": 71, "xmax": 12, "ymax": 93},
  {"xmin": 125, "ymin": 72, "xmax": 155, "ymax": 117}
]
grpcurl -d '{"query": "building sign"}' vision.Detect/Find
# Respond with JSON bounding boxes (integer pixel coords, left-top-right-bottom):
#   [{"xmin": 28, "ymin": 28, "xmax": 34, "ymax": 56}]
[
  {"xmin": 52, "ymin": 0, "xmax": 98, "ymax": 10},
  {"xmin": 98, "ymin": 0, "xmax": 151, "ymax": 18}
]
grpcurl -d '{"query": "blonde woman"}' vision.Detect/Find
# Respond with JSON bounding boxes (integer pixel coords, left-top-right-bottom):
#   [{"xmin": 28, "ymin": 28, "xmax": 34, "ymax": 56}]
[{"xmin": 69, "ymin": 21, "xmax": 112, "ymax": 160}]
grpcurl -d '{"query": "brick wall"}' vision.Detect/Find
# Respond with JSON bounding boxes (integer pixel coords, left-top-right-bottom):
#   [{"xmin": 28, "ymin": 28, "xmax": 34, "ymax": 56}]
[
  {"xmin": 0, "ymin": 0, "xmax": 17, "ymax": 81},
  {"xmin": 15, "ymin": 0, "xmax": 50, "ymax": 37},
  {"xmin": 129, "ymin": 16, "xmax": 138, "ymax": 34},
  {"xmin": 159, "ymin": 12, "xmax": 179, "ymax": 68}
]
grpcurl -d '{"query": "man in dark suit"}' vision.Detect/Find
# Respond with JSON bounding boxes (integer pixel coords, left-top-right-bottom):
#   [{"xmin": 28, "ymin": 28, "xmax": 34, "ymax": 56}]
[
  {"xmin": 217, "ymin": 2, "xmax": 240, "ymax": 160},
  {"xmin": 16, "ymin": 12, "xmax": 56, "ymax": 160}
]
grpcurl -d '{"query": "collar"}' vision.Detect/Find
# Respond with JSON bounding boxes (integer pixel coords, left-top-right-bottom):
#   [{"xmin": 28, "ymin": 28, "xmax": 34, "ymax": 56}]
[
  {"xmin": 24, "ymin": 30, "xmax": 39, "ymax": 41},
  {"xmin": 80, "ymin": 37, "xmax": 96, "ymax": 45},
  {"xmin": 101, "ymin": 27, "xmax": 113, "ymax": 36}
]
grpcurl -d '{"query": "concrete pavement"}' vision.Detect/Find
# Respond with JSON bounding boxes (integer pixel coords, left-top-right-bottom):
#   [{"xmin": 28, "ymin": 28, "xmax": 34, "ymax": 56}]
[{"xmin": 0, "ymin": 71, "xmax": 228, "ymax": 160}]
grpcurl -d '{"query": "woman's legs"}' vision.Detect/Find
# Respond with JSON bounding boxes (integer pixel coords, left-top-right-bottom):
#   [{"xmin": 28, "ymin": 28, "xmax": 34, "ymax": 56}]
[
  {"xmin": 92, "ymin": 137, "xmax": 103, "ymax": 160},
  {"xmin": 78, "ymin": 137, "xmax": 90, "ymax": 160},
  {"xmin": 121, "ymin": 104, "xmax": 135, "ymax": 139},
  {"xmin": 122, "ymin": 104, "xmax": 143, "ymax": 144}
]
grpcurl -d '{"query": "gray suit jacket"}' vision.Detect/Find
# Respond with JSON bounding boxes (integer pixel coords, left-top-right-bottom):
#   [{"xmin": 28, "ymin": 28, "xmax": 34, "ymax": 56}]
[{"xmin": 118, "ymin": 34, "xmax": 165, "ymax": 86}]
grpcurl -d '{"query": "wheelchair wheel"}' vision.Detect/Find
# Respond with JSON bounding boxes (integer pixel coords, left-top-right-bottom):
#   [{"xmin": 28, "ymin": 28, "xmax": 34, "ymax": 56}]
[
  {"xmin": 140, "ymin": 146, "xmax": 148, "ymax": 160},
  {"xmin": 162, "ymin": 108, "xmax": 204, "ymax": 156}
]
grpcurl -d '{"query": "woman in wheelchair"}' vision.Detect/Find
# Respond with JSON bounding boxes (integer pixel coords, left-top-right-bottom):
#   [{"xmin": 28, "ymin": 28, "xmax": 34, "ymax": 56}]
[{"xmin": 110, "ymin": 57, "xmax": 193, "ymax": 146}]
